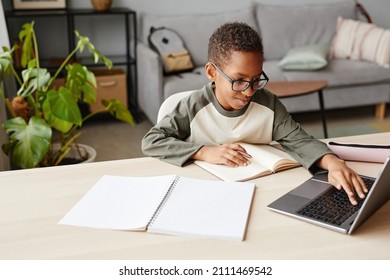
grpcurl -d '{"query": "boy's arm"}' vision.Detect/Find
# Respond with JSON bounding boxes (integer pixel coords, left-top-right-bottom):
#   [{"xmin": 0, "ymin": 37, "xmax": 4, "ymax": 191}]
[
  {"xmin": 142, "ymin": 125, "xmax": 203, "ymax": 166},
  {"xmin": 271, "ymin": 96, "xmax": 367, "ymax": 205},
  {"xmin": 274, "ymin": 115, "xmax": 367, "ymax": 205},
  {"xmin": 141, "ymin": 101, "xmax": 203, "ymax": 166},
  {"xmin": 271, "ymin": 97, "xmax": 332, "ymax": 172}
]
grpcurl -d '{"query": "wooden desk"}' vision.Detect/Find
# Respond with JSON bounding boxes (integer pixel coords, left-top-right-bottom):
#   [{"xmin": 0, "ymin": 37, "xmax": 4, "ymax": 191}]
[
  {"xmin": 0, "ymin": 133, "xmax": 389, "ymax": 260},
  {"xmin": 266, "ymin": 81, "xmax": 328, "ymax": 138}
]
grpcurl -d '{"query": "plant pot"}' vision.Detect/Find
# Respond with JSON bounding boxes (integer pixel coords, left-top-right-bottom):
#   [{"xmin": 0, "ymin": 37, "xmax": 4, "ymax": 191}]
[
  {"xmin": 91, "ymin": 0, "xmax": 112, "ymax": 12},
  {"xmin": 52, "ymin": 143, "xmax": 97, "ymax": 165}
]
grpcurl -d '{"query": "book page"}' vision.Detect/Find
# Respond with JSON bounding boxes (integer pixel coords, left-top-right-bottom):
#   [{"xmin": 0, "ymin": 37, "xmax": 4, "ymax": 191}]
[
  {"xmin": 148, "ymin": 176, "xmax": 255, "ymax": 241},
  {"xmin": 194, "ymin": 144, "xmax": 299, "ymax": 181},
  {"xmin": 194, "ymin": 160, "xmax": 271, "ymax": 181},
  {"xmin": 240, "ymin": 143, "xmax": 298, "ymax": 171},
  {"xmin": 59, "ymin": 175, "xmax": 175, "ymax": 230}
]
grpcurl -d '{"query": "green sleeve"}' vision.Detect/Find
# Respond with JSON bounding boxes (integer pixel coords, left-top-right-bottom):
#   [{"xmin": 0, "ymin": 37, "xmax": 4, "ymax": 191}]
[
  {"xmin": 141, "ymin": 98, "xmax": 203, "ymax": 167},
  {"xmin": 271, "ymin": 95, "xmax": 334, "ymax": 174}
]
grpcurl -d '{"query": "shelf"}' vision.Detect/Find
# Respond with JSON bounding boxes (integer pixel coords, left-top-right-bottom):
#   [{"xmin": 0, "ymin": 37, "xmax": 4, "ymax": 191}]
[
  {"xmin": 13, "ymin": 56, "xmax": 136, "ymax": 72},
  {"xmin": 67, "ymin": 8, "xmax": 135, "ymax": 16},
  {"xmin": 5, "ymin": 7, "xmax": 139, "ymax": 115},
  {"xmin": 80, "ymin": 55, "xmax": 136, "ymax": 66},
  {"xmin": 5, "ymin": 9, "xmax": 68, "ymax": 17},
  {"xmin": 5, "ymin": 8, "xmax": 135, "ymax": 17}
]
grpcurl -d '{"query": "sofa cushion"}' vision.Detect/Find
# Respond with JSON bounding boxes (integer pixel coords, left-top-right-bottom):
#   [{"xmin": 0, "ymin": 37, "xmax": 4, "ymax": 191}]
[
  {"xmin": 140, "ymin": 7, "xmax": 258, "ymax": 67},
  {"xmin": 280, "ymin": 84, "xmax": 390, "ymax": 113},
  {"xmin": 255, "ymin": 0, "xmax": 357, "ymax": 61},
  {"xmin": 330, "ymin": 17, "xmax": 390, "ymax": 68},
  {"xmin": 163, "ymin": 67, "xmax": 209, "ymax": 100},
  {"xmin": 280, "ymin": 59, "xmax": 390, "ymax": 88},
  {"xmin": 263, "ymin": 61, "xmax": 288, "ymax": 82},
  {"xmin": 278, "ymin": 45, "xmax": 329, "ymax": 71}
]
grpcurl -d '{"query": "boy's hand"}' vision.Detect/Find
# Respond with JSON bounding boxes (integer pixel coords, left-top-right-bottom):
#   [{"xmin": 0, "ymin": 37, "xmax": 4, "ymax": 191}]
[
  {"xmin": 317, "ymin": 154, "xmax": 368, "ymax": 205},
  {"xmin": 192, "ymin": 143, "xmax": 252, "ymax": 167}
]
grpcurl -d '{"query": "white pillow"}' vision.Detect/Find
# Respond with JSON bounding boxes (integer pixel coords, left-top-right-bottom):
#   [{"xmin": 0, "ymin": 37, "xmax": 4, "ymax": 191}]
[{"xmin": 330, "ymin": 17, "xmax": 390, "ymax": 68}]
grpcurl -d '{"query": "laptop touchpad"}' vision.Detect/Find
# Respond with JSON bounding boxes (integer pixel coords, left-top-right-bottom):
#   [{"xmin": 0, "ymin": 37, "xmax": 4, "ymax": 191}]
[{"xmin": 290, "ymin": 178, "xmax": 331, "ymax": 199}]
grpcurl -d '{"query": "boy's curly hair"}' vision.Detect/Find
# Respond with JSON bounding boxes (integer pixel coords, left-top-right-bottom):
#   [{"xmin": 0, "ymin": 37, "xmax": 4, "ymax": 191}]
[{"xmin": 208, "ymin": 22, "xmax": 263, "ymax": 67}]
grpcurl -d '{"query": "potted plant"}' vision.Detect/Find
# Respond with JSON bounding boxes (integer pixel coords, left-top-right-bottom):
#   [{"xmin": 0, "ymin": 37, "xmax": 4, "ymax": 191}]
[{"xmin": 0, "ymin": 21, "xmax": 134, "ymax": 169}]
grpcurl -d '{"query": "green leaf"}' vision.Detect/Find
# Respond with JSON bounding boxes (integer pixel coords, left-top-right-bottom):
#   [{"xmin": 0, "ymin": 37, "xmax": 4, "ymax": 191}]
[
  {"xmin": 65, "ymin": 63, "xmax": 86, "ymax": 99},
  {"xmin": 65, "ymin": 63, "xmax": 97, "ymax": 104},
  {"xmin": 0, "ymin": 46, "xmax": 14, "ymax": 77},
  {"xmin": 18, "ymin": 68, "xmax": 51, "ymax": 97},
  {"xmin": 27, "ymin": 58, "xmax": 37, "ymax": 68},
  {"xmin": 42, "ymin": 88, "xmax": 82, "ymax": 133},
  {"xmin": 2, "ymin": 116, "xmax": 52, "ymax": 169},
  {"xmin": 102, "ymin": 98, "xmax": 134, "ymax": 125},
  {"xmin": 81, "ymin": 74, "xmax": 97, "ymax": 104},
  {"xmin": 18, "ymin": 22, "xmax": 35, "ymax": 68},
  {"xmin": 75, "ymin": 30, "xmax": 89, "ymax": 53},
  {"xmin": 74, "ymin": 30, "xmax": 112, "ymax": 69}
]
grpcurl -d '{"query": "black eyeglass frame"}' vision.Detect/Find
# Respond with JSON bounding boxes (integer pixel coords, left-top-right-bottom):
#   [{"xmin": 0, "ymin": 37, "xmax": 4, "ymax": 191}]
[{"xmin": 210, "ymin": 62, "xmax": 269, "ymax": 92}]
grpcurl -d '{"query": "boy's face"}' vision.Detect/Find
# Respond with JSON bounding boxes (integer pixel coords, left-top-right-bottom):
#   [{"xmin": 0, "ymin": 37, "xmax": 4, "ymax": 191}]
[{"xmin": 206, "ymin": 51, "xmax": 264, "ymax": 111}]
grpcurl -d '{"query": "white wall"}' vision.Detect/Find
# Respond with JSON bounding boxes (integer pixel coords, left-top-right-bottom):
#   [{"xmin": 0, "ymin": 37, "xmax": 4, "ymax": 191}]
[
  {"xmin": 67, "ymin": 0, "xmax": 390, "ymax": 28},
  {"xmin": 69, "ymin": 0, "xmax": 390, "ymax": 56},
  {"xmin": 1, "ymin": 0, "xmax": 389, "ymax": 58},
  {"xmin": 0, "ymin": 0, "xmax": 9, "ymax": 47},
  {"xmin": 0, "ymin": 0, "xmax": 10, "ymax": 171}
]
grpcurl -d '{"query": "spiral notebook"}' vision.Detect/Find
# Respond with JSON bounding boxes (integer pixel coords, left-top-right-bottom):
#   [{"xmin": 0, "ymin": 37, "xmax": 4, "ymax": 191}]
[{"xmin": 59, "ymin": 175, "xmax": 255, "ymax": 241}]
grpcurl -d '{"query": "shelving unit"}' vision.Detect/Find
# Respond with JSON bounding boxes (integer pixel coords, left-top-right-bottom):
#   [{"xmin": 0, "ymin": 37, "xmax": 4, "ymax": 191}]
[{"xmin": 4, "ymin": 7, "xmax": 138, "ymax": 116}]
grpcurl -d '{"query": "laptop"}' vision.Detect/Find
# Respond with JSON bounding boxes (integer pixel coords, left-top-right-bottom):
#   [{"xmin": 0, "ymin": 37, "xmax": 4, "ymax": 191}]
[{"xmin": 267, "ymin": 157, "xmax": 390, "ymax": 234}]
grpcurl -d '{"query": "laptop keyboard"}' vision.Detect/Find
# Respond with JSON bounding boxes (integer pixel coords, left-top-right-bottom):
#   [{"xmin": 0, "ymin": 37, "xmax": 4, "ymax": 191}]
[{"xmin": 297, "ymin": 176, "xmax": 375, "ymax": 226}]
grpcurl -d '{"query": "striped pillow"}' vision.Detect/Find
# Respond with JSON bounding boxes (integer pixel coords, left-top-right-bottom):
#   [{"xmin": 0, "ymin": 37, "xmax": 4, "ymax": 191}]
[{"xmin": 330, "ymin": 17, "xmax": 390, "ymax": 68}]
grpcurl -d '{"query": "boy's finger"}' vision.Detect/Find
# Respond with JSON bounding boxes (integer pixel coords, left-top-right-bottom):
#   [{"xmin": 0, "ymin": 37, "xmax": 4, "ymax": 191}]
[{"xmin": 237, "ymin": 150, "xmax": 252, "ymax": 158}]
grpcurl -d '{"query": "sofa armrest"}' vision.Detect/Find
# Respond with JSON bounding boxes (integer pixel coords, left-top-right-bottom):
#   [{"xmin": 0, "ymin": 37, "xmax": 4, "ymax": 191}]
[{"xmin": 137, "ymin": 41, "xmax": 164, "ymax": 124}]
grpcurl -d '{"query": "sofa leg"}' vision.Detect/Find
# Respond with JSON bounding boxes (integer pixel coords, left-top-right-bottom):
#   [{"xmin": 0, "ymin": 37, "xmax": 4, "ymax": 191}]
[{"xmin": 375, "ymin": 102, "xmax": 386, "ymax": 120}]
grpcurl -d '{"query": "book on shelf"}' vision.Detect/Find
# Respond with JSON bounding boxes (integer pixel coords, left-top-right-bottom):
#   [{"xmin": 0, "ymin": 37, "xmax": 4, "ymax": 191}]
[
  {"xmin": 195, "ymin": 143, "xmax": 301, "ymax": 182},
  {"xmin": 59, "ymin": 174, "xmax": 255, "ymax": 241}
]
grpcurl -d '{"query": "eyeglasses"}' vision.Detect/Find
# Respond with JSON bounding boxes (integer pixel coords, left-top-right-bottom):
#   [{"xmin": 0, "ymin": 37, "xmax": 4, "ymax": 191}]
[{"xmin": 211, "ymin": 62, "xmax": 269, "ymax": 92}]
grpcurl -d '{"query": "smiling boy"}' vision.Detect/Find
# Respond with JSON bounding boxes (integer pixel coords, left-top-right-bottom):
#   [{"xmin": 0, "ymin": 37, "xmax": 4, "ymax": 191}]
[{"xmin": 142, "ymin": 22, "xmax": 367, "ymax": 205}]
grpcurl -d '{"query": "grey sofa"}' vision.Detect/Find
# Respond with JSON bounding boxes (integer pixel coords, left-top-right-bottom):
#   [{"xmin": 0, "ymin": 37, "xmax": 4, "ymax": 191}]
[{"xmin": 137, "ymin": 0, "xmax": 390, "ymax": 125}]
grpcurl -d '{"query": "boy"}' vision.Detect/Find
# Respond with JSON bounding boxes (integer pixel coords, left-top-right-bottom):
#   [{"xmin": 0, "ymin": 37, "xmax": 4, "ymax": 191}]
[{"xmin": 142, "ymin": 22, "xmax": 366, "ymax": 205}]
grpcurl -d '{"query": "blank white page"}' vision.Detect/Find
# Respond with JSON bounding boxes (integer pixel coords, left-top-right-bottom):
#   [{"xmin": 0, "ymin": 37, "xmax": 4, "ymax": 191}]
[
  {"xmin": 59, "ymin": 175, "xmax": 175, "ymax": 230},
  {"xmin": 148, "ymin": 176, "xmax": 255, "ymax": 241}
]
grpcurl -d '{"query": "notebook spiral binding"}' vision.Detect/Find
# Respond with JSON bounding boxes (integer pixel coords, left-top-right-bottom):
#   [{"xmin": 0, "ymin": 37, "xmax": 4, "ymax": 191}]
[{"xmin": 147, "ymin": 175, "xmax": 180, "ymax": 228}]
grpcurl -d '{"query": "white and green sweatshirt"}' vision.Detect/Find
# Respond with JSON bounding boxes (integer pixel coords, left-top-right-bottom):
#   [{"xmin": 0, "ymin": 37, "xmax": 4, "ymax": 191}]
[{"xmin": 142, "ymin": 82, "xmax": 333, "ymax": 173}]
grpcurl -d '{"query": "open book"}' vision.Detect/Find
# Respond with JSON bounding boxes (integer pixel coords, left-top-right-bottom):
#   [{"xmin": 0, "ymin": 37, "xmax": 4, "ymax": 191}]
[
  {"xmin": 59, "ymin": 175, "xmax": 255, "ymax": 241},
  {"xmin": 195, "ymin": 143, "xmax": 301, "ymax": 182}
]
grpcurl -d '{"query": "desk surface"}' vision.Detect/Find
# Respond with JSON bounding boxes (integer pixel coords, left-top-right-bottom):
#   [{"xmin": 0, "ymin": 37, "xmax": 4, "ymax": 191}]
[{"xmin": 1, "ymin": 133, "xmax": 389, "ymax": 260}]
